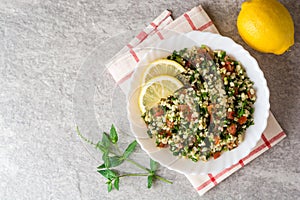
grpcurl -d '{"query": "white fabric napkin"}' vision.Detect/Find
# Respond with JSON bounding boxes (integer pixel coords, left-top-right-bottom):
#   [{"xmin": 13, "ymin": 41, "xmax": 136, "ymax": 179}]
[{"xmin": 106, "ymin": 5, "xmax": 286, "ymax": 195}]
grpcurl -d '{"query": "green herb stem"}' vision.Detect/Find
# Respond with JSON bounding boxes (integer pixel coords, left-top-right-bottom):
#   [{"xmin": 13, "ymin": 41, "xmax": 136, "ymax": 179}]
[
  {"xmin": 155, "ymin": 175, "xmax": 173, "ymax": 184},
  {"xmin": 126, "ymin": 158, "xmax": 150, "ymax": 172},
  {"xmin": 76, "ymin": 126, "xmax": 96, "ymax": 146},
  {"xmin": 118, "ymin": 173, "xmax": 149, "ymax": 178}
]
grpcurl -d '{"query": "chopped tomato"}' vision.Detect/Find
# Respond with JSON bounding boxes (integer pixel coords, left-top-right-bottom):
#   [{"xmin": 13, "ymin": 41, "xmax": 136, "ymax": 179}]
[
  {"xmin": 214, "ymin": 135, "xmax": 220, "ymax": 145},
  {"xmin": 227, "ymin": 143, "xmax": 234, "ymax": 150},
  {"xmin": 247, "ymin": 91, "xmax": 253, "ymax": 98},
  {"xmin": 225, "ymin": 63, "xmax": 234, "ymax": 72},
  {"xmin": 207, "ymin": 104, "xmax": 215, "ymax": 122},
  {"xmin": 227, "ymin": 124, "xmax": 237, "ymax": 135},
  {"xmin": 158, "ymin": 130, "xmax": 165, "ymax": 135},
  {"xmin": 178, "ymin": 104, "xmax": 192, "ymax": 121},
  {"xmin": 192, "ymin": 136, "xmax": 197, "ymax": 143},
  {"xmin": 187, "ymin": 113, "xmax": 193, "ymax": 122},
  {"xmin": 166, "ymin": 130, "xmax": 172, "ymax": 137},
  {"xmin": 166, "ymin": 119, "xmax": 174, "ymax": 128},
  {"xmin": 227, "ymin": 111, "xmax": 235, "ymax": 119},
  {"xmin": 158, "ymin": 130, "xmax": 172, "ymax": 137},
  {"xmin": 185, "ymin": 61, "xmax": 192, "ymax": 68},
  {"xmin": 238, "ymin": 116, "xmax": 247, "ymax": 125},
  {"xmin": 234, "ymin": 87, "xmax": 239, "ymax": 95},
  {"xmin": 221, "ymin": 73, "xmax": 226, "ymax": 80},
  {"xmin": 153, "ymin": 107, "xmax": 164, "ymax": 117},
  {"xmin": 207, "ymin": 104, "xmax": 214, "ymax": 115},
  {"xmin": 157, "ymin": 143, "xmax": 167, "ymax": 148},
  {"xmin": 213, "ymin": 151, "xmax": 221, "ymax": 159}
]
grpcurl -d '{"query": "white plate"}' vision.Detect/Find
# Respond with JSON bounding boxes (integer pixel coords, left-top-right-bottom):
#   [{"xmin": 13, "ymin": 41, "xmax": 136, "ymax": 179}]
[{"xmin": 127, "ymin": 31, "xmax": 270, "ymax": 175}]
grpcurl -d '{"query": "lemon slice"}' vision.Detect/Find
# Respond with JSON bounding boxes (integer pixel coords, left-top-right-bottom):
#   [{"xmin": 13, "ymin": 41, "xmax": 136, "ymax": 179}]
[
  {"xmin": 139, "ymin": 75, "xmax": 183, "ymax": 113},
  {"xmin": 142, "ymin": 59, "xmax": 186, "ymax": 83}
]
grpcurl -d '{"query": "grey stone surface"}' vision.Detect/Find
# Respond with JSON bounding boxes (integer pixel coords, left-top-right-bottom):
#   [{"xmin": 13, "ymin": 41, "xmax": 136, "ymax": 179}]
[{"xmin": 0, "ymin": 0, "xmax": 299, "ymax": 199}]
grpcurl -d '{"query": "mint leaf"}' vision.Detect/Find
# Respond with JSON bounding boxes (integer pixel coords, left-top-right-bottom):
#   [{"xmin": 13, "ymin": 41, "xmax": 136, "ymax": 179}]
[
  {"xmin": 107, "ymin": 182, "xmax": 113, "ymax": 192},
  {"xmin": 96, "ymin": 142, "xmax": 106, "ymax": 153},
  {"xmin": 97, "ymin": 163, "xmax": 106, "ymax": 169},
  {"xmin": 150, "ymin": 159, "xmax": 158, "ymax": 172},
  {"xmin": 123, "ymin": 140, "xmax": 138, "ymax": 159},
  {"xmin": 109, "ymin": 156, "xmax": 124, "ymax": 167},
  {"xmin": 102, "ymin": 132, "xmax": 111, "ymax": 148},
  {"xmin": 114, "ymin": 177, "xmax": 120, "ymax": 190},
  {"xmin": 102, "ymin": 152, "xmax": 111, "ymax": 168},
  {"xmin": 147, "ymin": 175, "xmax": 153, "ymax": 189},
  {"xmin": 98, "ymin": 169, "xmax": 117, "ymax": 179},
  {"xmin": 110, "ymin": 124, "xmax": 118, "ymax": 144}
]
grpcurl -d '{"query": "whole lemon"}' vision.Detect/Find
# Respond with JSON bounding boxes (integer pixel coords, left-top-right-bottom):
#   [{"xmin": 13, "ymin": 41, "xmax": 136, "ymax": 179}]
[{"xmin": 237, "ymin": 0, "xmax": 294, "ymax": 55}]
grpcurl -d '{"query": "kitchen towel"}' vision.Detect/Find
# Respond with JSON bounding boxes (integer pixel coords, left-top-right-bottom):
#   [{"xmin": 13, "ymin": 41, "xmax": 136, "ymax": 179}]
[{"xmin": 106, "ymin": 5, "xmax": 286, "ymax": 196}]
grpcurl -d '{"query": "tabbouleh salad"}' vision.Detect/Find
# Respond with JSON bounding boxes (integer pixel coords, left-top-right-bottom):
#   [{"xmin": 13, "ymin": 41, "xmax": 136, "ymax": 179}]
[{"xmin": 142, "ymin": 45, "xmax": 256, "ymax": 162}]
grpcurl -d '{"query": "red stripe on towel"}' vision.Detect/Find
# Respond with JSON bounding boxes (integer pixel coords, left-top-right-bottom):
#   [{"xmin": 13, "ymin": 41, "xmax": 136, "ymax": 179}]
[
  {"xmin": 261, "ymin": 133, "xmax": 271, "ymax": 148},
  {"xmin": 197, "ymin": 21, "xmax": 213, "ymax": 31},
  {"xmin": 136, "ymin": 31, "xmax": 148, "ymax": 41},
  {"xmin": 184, "ymin": 13, "xmax": 197, "ymax": 30},
  {"xmin": 117, "ymin": 70, "xmax": 134, "ymax": 85},
  {"xmin": 127, "ymin": 44, "xmax": 139, "ymax": 62},
  {"xmin": 208, "ymin": 174, "xmax": 217, "ymax": 185}
]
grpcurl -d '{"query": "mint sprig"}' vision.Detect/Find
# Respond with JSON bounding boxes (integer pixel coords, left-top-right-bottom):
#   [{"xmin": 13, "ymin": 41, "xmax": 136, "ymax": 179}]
[{"xmin": 76, "ymin": 125, "xmax": 173, "ymax": 192}]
